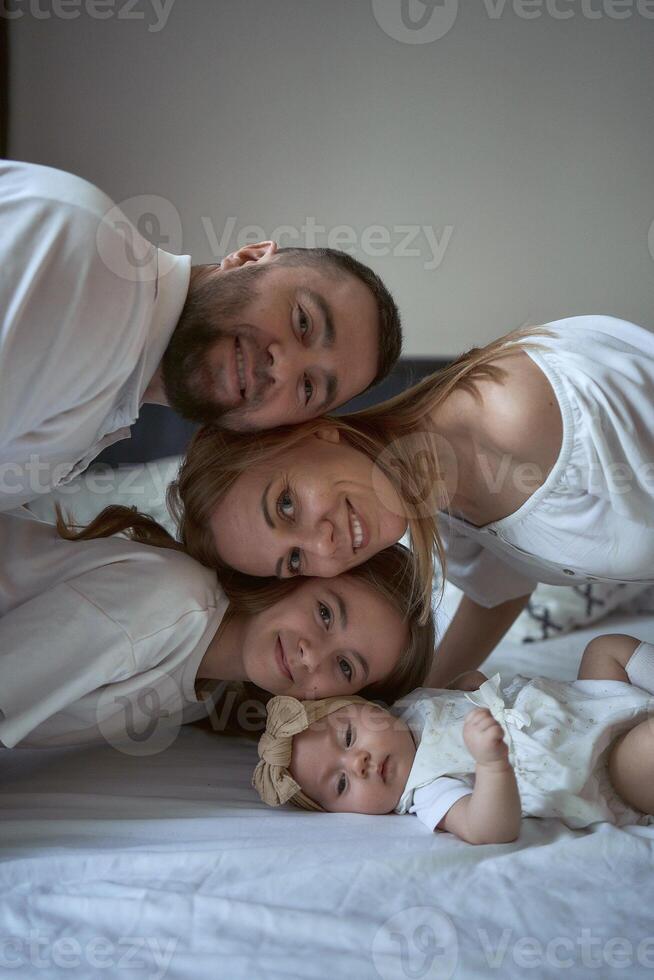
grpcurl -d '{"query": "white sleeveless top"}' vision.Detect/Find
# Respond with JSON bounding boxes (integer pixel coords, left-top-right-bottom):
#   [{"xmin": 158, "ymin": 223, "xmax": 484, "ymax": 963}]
[
  {"xmin": 393, "ymin": 667, "xmax": 654, "ymax": 831},
  {"xmin": 438, "ymin": 315, "xmax": 654, "ymax": 607}
]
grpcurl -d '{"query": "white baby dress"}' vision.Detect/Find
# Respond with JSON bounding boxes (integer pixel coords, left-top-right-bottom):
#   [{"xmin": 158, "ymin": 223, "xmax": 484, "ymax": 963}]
[{"xmin": 393, "ymin": 666, "xmax": 654, "ymax": 831}]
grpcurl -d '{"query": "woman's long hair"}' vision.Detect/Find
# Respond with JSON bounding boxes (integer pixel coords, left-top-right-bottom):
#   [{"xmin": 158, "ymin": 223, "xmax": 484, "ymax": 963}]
[
  {"xmin": 55, "ymin": 507, "xmax": 435, "ymax": 714},
  {"xmin": 168, "ymin": 324, "xmax": 551, "ymax": 621}
]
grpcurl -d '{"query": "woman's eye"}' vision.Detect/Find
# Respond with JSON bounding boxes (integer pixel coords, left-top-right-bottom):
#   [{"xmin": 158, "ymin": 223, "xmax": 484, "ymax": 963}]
[
  {"xmin": 287, "ymin": 548, "xmax": 302, "ymax": 575},
  {"xmin": 303, "ymin": 375, "xmax": 314, "ymax": 405},
  {"xmin": 345, "ymin": 722, "xmax": 353, "ymax": 747},
  {"xmin": 318, "ymin": 602, "xmax": 332, "ymax": 628},
  {"xmin": 339, "ymin": 659, "xmax": 353, "ymax": 683},
  {"xmin": 278, "ymin": 490, "xmax": 294, "ymax": 519},
  {"xmin": 337, "ymin": 774, "xmax": 347, "ymax": 796}
]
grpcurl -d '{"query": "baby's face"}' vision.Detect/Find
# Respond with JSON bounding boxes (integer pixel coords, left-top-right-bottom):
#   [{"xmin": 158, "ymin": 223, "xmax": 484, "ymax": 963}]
[{"xmin": 290, "ymin": 702, "xmax": 416, "ymax": 814}]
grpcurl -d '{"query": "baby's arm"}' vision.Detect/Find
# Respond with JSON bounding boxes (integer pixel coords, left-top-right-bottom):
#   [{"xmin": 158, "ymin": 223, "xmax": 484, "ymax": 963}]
[
  {"xmin": 578, "ymin": 634, "xmax": 642, "ymax": 683},
  {"xmin": 438, "ymin": 709, "xmax": 521, "ymax": 844}
]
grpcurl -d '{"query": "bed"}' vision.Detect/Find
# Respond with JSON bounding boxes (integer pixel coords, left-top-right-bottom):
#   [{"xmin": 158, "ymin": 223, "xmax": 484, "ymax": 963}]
[{"xmin": 2, "ymin": 596, "xmax": 653, "ymax": 980}]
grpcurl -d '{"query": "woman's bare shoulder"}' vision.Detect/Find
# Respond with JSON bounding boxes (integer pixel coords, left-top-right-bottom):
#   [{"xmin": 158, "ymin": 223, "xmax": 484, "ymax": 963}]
[{"xmin": 473, "ymin": 350, "xmax": 562, "ymax": 466}]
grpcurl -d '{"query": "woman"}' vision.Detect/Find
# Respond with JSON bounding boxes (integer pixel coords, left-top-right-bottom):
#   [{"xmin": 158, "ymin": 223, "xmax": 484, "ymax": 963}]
[
  {"xmin": 0, "ymin": 508, "xmax": 434, "ymax": 750},
  {"xmin": 170, "ymin": 314, "xmax": 654, "ymax": 686}
]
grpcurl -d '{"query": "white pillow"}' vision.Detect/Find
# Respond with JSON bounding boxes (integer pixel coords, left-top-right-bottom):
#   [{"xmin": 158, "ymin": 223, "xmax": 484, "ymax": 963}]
[{"xmin": 24, "ymin": 456, "xmax": 182, "ymax": 538}]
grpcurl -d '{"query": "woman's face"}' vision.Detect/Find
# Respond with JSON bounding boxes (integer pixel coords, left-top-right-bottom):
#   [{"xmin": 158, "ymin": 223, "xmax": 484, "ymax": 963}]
[
  {"xmin": 240, "ymin": 573, "xmax": 409, "ymax": 699},
  {"xmin": 209, "ymin": 428, "xmax": 408, "ymax": 578}
]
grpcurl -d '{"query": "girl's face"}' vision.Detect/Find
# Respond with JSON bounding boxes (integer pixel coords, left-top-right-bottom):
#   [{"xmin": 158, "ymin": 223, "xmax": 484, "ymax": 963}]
[
  {"xmin": 240, "ymin": 574, "xmax": 409, "ymax": 700},
  {"xmin": 209, "ymin": 428, "xmax": 408, "ymax": 578},
  {"xmin": 290, "ymin": 702, "xmax": 416, "ymax": 814}
]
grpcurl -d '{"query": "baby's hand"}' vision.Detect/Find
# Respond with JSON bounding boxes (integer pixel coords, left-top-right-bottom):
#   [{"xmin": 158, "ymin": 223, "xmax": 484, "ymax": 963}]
[{"xmin": 463, "ymin": 708, "xmax": 510, "ymax": 767}]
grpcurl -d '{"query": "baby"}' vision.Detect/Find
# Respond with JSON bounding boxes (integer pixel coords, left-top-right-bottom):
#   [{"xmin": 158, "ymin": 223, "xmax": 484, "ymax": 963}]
[{"xmin": 253, "ymin": 633, "xmax": 654, "ymax": 843}]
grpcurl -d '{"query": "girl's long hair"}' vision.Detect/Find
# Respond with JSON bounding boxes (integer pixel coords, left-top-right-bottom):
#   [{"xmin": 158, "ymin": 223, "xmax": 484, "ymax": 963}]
[
  {"xmin": 55, "ymin": 507, "xmax": 436, "ymax": 716},
  {"xmin": 168, "ymin": 324, "xmax": 551, "ymax": 621}
]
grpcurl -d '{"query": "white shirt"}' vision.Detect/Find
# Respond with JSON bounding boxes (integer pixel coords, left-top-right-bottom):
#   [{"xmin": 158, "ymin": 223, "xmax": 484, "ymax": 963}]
[
  {"xmin": 0, "ymin": 161, "xmax": 191, "ymax": 511},
  {"xmin": 0, "ymin": 509, "xmax": 227, "ymax": 749},
  {"xmin": 439, "ymin": 315, "xmax": 654, "ymax": 607}
]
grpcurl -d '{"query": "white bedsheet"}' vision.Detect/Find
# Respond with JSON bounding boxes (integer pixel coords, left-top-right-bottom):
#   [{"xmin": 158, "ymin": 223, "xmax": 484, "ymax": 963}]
[{"xmin": 2, "ymin": 611, "xmax": 654, "ymax": 979}]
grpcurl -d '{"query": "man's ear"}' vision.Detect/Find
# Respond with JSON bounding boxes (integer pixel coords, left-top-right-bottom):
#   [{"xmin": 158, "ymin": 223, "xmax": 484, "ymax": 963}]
[
  {"xmin": 220, "ymin": 241, "xmax": 278, "ymax": 271},
  {"xmin": 314, "ymin": 425, "xmax": 341, "ymax": 445}
]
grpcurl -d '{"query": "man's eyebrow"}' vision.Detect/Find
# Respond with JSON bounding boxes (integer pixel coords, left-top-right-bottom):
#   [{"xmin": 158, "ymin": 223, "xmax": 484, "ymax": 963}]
[
  {"xmin": 303, "ymin": 289, "xmax": 335, "ymax": 348},
  {"xmin": 299, "ymin": 288, "xmax": 338, "ymax": 412},
  {"xmin": 261, "ymin": 480, "xmax": 274, "ymax": 529},
  {"xmin": 316, "ymin": 373, "xmax": 338, "ymax": 414}
]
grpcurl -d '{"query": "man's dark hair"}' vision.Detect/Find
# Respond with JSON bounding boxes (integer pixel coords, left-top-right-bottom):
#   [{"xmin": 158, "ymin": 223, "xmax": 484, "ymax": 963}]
[{"xmin": 274, "ymin": 246, "xmax": 402, "ymax": 388}]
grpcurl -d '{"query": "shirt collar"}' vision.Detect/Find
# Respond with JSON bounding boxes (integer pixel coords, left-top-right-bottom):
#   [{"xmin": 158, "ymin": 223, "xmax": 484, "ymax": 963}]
[{"xmin": 122, "ymin": 247, "xmax": 192, "ymax": 422}]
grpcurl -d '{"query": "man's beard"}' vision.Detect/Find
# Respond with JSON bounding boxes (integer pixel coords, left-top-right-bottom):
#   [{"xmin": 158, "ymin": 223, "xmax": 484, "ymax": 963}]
[{"xmin": 161, "ymin": 263, "xmax": 271, "ymax": 427}]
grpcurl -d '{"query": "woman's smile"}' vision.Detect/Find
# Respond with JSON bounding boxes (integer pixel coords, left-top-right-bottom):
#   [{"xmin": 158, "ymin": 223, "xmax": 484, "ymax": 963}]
[
  {"xmin": 346, "ymin": 499, "xmax": 368, "ymax": 553},
  {"xmin": 275, "ymin": 635, "xmax": 293, "ymax": 682}
]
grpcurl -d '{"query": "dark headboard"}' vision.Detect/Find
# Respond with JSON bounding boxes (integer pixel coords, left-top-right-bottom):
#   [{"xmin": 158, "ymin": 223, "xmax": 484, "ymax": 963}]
[
  {"xmin": 98, "ymin": 357, "xmax": 447, "ymax": 466},
  {"xmin": 0, "ymin": 17, "xmax": 8, "ymax": 158}
]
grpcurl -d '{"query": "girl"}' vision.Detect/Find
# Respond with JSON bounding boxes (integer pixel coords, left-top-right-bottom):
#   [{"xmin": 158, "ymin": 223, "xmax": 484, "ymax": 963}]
[
  {"xmin": 253, "ymin": 633, "xmax": 654, "ymax": 844},
  {"xmin": 170, "ymin": 314, "xmax": 654, "ymax": 685},
  {"xmin": 0, "ymin": 508, "xmax": 434, "ymax": 750}
]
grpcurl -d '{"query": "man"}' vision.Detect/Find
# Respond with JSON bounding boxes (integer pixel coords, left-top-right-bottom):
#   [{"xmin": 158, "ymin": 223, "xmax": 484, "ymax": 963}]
[{"xmin": 0, "ymin": 161, "xmax": 402, "ymax": 511}]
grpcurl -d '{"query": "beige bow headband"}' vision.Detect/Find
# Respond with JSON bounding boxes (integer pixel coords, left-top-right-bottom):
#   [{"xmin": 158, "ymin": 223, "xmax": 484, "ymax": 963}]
[{"xmin": 253, "ymin": 694, "xmax": 368, "ymax": 811}]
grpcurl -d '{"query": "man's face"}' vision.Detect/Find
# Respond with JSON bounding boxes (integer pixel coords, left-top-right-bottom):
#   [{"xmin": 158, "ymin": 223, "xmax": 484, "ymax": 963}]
[{"xmin": 162, "ymin": 246, "xmax": 380, "ymax": 431}]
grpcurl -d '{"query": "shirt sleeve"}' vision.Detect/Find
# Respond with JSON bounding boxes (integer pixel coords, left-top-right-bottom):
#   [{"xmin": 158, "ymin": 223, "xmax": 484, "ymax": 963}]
[
  {"xmin": 438, "ymin": 518, "xmax": 538, "ymax": 608},
  {"xmin": 0, "ymin": 162, "xmax": 154, "ymax": 510},
  {"xmin": 409, "ymin": 777, "xmax": 473, "ymax": 831},
  {"xmin": 0, "ymin": 579, "xmax": 134, "ymax": 748}
]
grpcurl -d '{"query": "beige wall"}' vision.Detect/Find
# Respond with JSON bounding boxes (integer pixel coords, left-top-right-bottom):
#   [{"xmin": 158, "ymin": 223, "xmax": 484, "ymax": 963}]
[{"xmin": 8, "ymin": 0, "xmax": 654, "ymax": 355}]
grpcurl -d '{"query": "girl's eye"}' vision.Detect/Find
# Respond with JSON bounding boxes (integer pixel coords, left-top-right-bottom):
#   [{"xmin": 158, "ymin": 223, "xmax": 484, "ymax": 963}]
[
  {"xmin": 337, "ymin": 774, "xmax": 347, "ymax": 796},
  {"xmin": 345, "ymin": 723, "xmax": 353, "ymax": 747},
  {"xmin": 287, "ymin": 548, "xmax": 302, "ymax": 576},
  {"xmin": 303, "ymin": 376, "xmax": 314, "ymax": 405},
  {"xmin": 278, "ymin": 490, "xmax": 294, "ymax": 519},
  {"xmin": 339, "ymin": 659, "xmax": 353, "ymax": 683},
  {"xmin": 298, "ymin": 309, "xmax": 310, "ymax": 337},
  {"xmin": 318, "ymin": 602, "xmax": 332, "ymax": 628}
]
